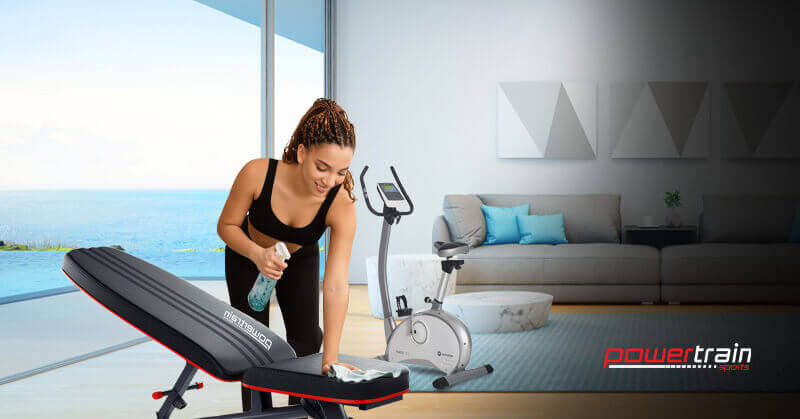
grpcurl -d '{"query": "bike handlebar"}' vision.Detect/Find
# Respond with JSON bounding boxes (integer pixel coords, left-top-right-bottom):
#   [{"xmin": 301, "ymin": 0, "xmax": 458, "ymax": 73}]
[
  {"xmin": 360, "ymin": 166, "xmax": 414, "ymax": 216},
  {"xmin": 360, "ymin": 166, "xmax": 382, "ymax": 216}
]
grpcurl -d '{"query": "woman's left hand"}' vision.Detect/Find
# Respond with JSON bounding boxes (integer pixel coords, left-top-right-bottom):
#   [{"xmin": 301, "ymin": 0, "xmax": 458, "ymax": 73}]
[{"xmin": 322, "ymin": 360, "xmax": 358, "ymax": 375}]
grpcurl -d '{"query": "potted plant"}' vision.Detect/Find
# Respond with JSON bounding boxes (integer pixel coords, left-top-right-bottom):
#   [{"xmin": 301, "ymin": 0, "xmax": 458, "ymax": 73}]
[{"xmin": 664, "ymin": 189, "xmax": 682, "ymax": 227}]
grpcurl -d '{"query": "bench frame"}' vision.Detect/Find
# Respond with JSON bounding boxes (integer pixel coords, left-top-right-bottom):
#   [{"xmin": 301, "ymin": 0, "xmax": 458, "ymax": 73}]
[{"xmin": 157, "ymin": 361, "xmax": 356, "ymax": 419}]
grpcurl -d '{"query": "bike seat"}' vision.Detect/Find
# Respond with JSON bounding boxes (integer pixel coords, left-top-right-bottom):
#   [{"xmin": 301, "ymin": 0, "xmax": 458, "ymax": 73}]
[{"xmin": 433, "ymin": 241, "xmax": 469, "ymax": 258}]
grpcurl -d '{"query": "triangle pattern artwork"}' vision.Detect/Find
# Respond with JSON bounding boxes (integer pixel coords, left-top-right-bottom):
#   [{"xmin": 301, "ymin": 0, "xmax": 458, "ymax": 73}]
[
  {"xmin": 497, "ymin": 81, "xmax": 597, "ymax": 159},
  {"xmin": 754, "ymin": 82, "xmax": 800, "ymax": 158},
  {"xmin": 498, "ymin": 82, "xmax": 561, "ymax": 157},
  {"xmin": 724, "ymin": 82, "xmax": 793, "ymax": 154},
  {"xmin": 612, "ymin": 84, "xmax": 679, "ymax": 158},
  {"xmin": 649, "ymin": 82, "xmax": 708, "ymax": 155},
  {"xmin": 562, "ymin": 82, "xmax": 598, "ymax": 156},
  {"xmin": 497, "ymin": 84, "xmax": 543, "ymax": 157},
  {"xmin": 545, "ymin": 84, "xmax": 595, "ymax": 159}
]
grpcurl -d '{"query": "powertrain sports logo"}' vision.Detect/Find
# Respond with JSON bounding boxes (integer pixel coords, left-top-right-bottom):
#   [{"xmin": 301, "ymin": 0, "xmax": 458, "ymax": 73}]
[
  {"xmin": 223, "ymin": 310, "xmax": 272, "ymax": 351},
  {"xmin": 604, "ymin": 342, "xmax": 751, "ymax": 372}
]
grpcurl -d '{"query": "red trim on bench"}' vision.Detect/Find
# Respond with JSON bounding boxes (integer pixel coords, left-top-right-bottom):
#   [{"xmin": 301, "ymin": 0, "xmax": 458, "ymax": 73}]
[
  {"xmin": 242, "ymin": 383, "xmax": 409, "ymax": 405},
  {"xmin": 62, "ymin": 270, "xmax": 238, "ymax": 383}
]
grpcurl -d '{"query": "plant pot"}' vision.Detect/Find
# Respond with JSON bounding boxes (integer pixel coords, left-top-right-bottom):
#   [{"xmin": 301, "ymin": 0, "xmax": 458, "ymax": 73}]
[{"xmin": 669, "ymin": 207, "xmax": 682, "ymax": 227}]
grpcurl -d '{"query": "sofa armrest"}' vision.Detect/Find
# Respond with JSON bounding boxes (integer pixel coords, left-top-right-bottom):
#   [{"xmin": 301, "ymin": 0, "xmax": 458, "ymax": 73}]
[{"xmin": 432, "ymin": 215, "xmax": 452, "ymax": 253}]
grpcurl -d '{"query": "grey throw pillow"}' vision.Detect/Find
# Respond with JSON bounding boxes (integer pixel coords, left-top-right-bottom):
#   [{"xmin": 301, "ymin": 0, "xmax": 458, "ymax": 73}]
[{"xmin": 443, "ymin": 195, "xmax": 486, "ymax": 247}]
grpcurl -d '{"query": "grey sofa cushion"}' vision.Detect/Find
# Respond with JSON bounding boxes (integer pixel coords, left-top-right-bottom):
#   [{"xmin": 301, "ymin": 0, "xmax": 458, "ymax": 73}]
[
  {"xmin": 442, "ymin": 195, "xmax": 486, "ymax": 247},
  {"xmin": 700, "ymin": 194, "xmax": 799, "ymax": 243},
  {"xmin": 458, "ymin": 243, "xmax": 659, "ymax": 285},
  {"xmin": 478, "ymin": 194, "xmax": 621, "ymax": 243},
  {"xmin": 462, "ymin": 243, "xmax": 552, "ymax": 259},
  {"xmin": 661, "ymin": 243, "xmax": 800, "ymax": 285}
]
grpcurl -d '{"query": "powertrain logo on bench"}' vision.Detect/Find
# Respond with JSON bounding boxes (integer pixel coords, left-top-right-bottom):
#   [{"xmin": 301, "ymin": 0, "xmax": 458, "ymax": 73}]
[
  {"xmin": 223, "ymin": 310, "xmax": 272, "ymax": 351},
  {"xmin": 603, "ymin": 342, "xmax": 752, "ymax": 372}
]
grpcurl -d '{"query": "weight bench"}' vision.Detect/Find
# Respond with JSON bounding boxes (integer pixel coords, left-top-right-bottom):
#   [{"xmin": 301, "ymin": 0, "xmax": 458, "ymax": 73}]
[{"xmin": 62, "ymin": 247, "xmax": 409, "ymax": 419}]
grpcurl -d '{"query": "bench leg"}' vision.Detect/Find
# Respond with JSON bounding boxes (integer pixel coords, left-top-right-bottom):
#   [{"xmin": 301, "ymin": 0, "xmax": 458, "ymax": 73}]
[
  {"xmin": 301, "ymin": 398, "xmax": 348, "ymax": 419},
  {"xmin": 155, "ymin": 361, "xmax": 198, "ymax": 419},
  {"xmin": 248, "ymin": 388, "xmax": 273, "ymax": 411}
]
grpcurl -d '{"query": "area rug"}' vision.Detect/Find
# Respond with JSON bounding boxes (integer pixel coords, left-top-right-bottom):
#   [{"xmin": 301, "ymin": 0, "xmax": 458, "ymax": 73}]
[{"xmin": 406, "ymin": 312, "xmax": 800, "ymax": 392}]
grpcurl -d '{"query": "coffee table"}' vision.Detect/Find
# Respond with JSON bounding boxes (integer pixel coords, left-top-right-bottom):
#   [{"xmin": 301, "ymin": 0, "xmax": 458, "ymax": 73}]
[{"xmin": 442, "ymin": 291, "xmax": 553, "ymax": 333}]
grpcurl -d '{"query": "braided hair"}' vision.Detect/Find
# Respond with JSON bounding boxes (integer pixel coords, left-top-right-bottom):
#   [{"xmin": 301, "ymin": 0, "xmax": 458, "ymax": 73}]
[{"xmin": 282, "ymin": 98, "xmax": 357, "ymax": 201}]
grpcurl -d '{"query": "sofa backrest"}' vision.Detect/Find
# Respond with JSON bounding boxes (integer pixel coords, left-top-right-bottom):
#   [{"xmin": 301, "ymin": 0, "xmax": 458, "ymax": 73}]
[
  {"xmin": 442, "ymin": 194, "xmax": 621, "ymax": 246},
  {"xmin": 699, "ymin": 194, "xmax": 799, "ymax": 243}
]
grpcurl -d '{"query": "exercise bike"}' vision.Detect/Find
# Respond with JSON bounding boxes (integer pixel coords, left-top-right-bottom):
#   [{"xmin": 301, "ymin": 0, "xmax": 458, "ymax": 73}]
[{"xmin": 360, "ymin": 166, "xmax": 494, "ymax": 389}]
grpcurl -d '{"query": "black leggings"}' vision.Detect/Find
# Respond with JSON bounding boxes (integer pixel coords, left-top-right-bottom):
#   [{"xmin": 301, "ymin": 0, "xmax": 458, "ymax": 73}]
[{"xmin": 225, "ymin": 218, "xmax": 323, "ymax": 411}]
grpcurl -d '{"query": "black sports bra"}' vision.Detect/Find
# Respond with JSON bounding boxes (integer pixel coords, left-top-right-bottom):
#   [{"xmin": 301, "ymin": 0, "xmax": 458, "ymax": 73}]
[{"xmin": 247, "ymin": 158, "xmax": 341, "ymax": 247}]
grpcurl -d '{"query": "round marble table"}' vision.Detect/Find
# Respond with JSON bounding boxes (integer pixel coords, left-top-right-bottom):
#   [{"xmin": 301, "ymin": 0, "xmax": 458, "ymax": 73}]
[
  {"xmin": 443, "ymin": 291, "xmax": 553, "ymax": 333},
  {"xmin": 366, "ymin": 254, "xmax": 457, "ymax": 319}
]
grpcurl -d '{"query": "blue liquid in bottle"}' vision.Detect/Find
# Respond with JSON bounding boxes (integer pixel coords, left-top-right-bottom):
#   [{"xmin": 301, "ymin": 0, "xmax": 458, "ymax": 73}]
[
  {"xmin": 247, "ymin": 242, "xmax": 290, "ymax": 312},
  {"xmin": 247, "ymin": 273, "xmax": 277, "ymax": 312}
]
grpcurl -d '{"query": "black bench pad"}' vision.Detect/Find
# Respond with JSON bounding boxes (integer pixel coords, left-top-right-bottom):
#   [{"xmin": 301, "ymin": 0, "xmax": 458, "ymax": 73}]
[{"xmin": 243, "ymin": 353, "xmax": 409, "ymax": 405}]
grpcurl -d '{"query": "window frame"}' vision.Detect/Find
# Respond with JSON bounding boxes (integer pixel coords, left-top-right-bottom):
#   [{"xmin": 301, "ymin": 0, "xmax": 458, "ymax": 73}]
[{"xmin": 261, "ymin": 0, "xmax": 335, "ymax": 269}]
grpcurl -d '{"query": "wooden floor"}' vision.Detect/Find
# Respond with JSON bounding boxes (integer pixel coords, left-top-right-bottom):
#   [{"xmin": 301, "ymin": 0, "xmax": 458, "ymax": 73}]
[
  {"xmin": 1, "ymin": 284, "xmax": 797, "ymax": 418},
  {"xmin": 340, "ymin": 286, "xmax": 800, "ymax": 419}
]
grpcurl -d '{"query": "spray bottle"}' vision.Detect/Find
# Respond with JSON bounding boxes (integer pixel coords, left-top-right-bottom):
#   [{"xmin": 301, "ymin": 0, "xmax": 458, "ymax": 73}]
[{"xmin": 247, "ymin": 242, "xmax": 290, "ymax": 312}]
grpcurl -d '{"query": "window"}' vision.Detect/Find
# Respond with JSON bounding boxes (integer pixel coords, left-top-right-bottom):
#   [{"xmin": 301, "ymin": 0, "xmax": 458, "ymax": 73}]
[
  {"xmin": 0, "ymin": 1, "xmax": 333, "ymax": 300},
  {"xmin": 0, "ymin": 1, "xmax": 260, "ymax": 298}
]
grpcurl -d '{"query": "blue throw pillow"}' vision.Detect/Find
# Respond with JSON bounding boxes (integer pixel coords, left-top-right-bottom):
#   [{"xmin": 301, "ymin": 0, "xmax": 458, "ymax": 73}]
[
  {"xmin": 516, "ymin": 213, "xmax": 568, "ymax": 245},
  {"xmin": 480, "ymin": 204, "xmax": 529, "ymax": 245},
  {"xmin": 790, "ymin": 204, "xmax": 800, "ymax": 243}
]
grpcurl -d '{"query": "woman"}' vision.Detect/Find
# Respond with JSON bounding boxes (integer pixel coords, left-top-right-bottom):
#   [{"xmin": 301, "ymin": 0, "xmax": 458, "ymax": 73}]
[{"xmin": 217, "ymin": 98, "xmax": 358, "ymax": 411}]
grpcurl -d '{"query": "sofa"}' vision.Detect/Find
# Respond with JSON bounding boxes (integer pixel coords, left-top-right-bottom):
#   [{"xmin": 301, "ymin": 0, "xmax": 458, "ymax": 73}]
[
  {"xmin": 660, "ymin": 194, "xmax": 800, "ymax": 303},
  {"xmin": 432, "ymin": 194, "xmax": 662, "ymax": 303},
  {"xmin": 432, "ymin": 193, "xmax": 800, "ymax": 304}
]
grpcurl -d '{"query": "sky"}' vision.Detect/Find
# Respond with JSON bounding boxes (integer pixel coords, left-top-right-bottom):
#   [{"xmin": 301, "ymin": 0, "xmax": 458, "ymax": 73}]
[{"xmin": 0, "ymin": 0, "xmax": 323, "ymax": 190}]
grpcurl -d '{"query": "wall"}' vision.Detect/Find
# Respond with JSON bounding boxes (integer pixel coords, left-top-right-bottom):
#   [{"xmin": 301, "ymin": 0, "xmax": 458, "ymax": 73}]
[{"xmin": 335, "ymin": 0, "xmax": 800, "ymax": 284}]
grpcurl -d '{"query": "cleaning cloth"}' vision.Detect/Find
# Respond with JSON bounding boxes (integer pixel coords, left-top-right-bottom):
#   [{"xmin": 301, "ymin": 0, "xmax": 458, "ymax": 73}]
[{"xmin": 325, "ymin": 364, "xmax": 403, "ymax": 383}]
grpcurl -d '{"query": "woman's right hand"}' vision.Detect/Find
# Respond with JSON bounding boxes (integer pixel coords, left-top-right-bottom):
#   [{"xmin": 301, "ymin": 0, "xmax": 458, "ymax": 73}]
[{"xmin": 251, "ymin": 244, "xmax": 289, "ymax": 280}]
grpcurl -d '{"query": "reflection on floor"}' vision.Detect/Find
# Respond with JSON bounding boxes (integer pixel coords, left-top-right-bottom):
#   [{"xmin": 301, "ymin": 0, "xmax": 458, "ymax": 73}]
[{"xmin": 0, "ymin": 286, "xmax": 145, "ymax": 381}]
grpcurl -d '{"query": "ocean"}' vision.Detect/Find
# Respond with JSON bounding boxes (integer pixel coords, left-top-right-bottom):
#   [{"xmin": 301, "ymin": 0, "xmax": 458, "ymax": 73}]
[{"xmin": 0, "ymin": 190, "xmax": 324, "ymax": 298}]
